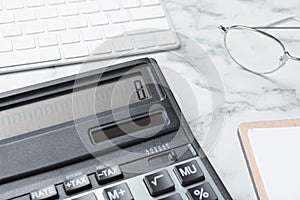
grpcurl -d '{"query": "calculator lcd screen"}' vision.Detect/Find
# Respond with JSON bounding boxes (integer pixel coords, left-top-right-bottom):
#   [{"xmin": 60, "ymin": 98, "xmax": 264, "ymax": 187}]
[{"xmin": 0, "ymin": 74, "xmax": 151, "ymax": 141}]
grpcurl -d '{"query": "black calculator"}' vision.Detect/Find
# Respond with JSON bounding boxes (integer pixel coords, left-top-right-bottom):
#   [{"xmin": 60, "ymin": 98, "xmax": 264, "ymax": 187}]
[{"xmin": 0, "ymin": 58, "xmax": 231, "ymax": 200}]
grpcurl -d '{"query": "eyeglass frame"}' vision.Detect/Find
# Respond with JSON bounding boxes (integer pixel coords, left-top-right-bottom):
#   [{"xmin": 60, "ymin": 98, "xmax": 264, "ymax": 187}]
[{"xmin": 219, "ymin": 16, "xmax": 300, "ymax": 74}]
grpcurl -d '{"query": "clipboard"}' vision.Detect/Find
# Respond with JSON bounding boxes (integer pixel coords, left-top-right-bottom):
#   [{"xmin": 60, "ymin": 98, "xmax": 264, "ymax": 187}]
[{"xmin": 238, "ymin": 118, "xmax": 300, "ymax": 200}]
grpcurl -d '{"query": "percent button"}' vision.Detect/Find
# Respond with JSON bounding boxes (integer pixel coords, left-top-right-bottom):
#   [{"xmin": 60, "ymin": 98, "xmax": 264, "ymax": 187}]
[{"xmin": 187, "ymin": 183, "xmax": 218, "ymax": 200}]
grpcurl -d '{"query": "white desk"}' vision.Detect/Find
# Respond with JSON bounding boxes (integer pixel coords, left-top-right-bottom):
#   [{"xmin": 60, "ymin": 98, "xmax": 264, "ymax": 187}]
[{"xmin": 1, "ymin": 0, "xmax": 300, "ymax": 199}]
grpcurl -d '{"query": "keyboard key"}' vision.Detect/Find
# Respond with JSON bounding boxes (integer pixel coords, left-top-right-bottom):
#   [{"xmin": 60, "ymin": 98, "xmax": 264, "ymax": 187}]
[
  {"xmin": 110, "ymin": 10, "xmax": 129, "ymax": 23},
  {"xmin": 60, "ymin": 31, "xmax": 80, "ymax": 44},
  {"xmin": 59, "ymin": 5, "xmax": 79, "ymax": 16},
  {"xmin": 159, "ymin": 193, "xmax": 183, "ymax": 200},
  {"xmin": 16, "ymin": 10, "xmax": 37, "ymax": 22},
  {"xmin": 62, "ymin": 43, "xmax": 89, "ymax": 59},
  {"xmin": 47, "ymin": 19, "xmax": 66, "ymax": 31},
  {"xmin": 39, "ymin": 7, "xmax": 58, "ymax": 19},
  {"xmin": 15, "ymin": 36, "xmax": 36, "ymax": 50},
  {"xmin": 82, "ymin": 28, "xmax": 102, "ymax": 41},
  {"xmin": 103, "ymin": 183, "xmax": 133, "ymax": 200},
  {"xmin": 38, "ymin": 34, "xmax": 58, "ymax": 47},
  {"xmin": 104, "ymin": 25, "xmax": 124, "ymax": 38},
  {"xmin": 134, "ymin": 34, "xmax": 155, "ymax": 49},
  {"xmin": 130, "ymin": 6, "xmax": 164, "ymax": 21},
  {"xmin": 24, "ymin": 21, "xmax": 44, "ymax": 34},
  {"xmin": 2, "ymin": 24, "xmax": 22, "ymax": 37},
  {"xmin": 112, "ymin": 37, "xmax": 133, "ymax": 52},
  {"xmin": 72, "ymin": 193, "xmax": 98, "ymax": 200},
  {"xmin": 187, "ymin": 183, "xmax": 218, "ymax": 200},
  {"xmin": 141, "ymin": 0, "xmax": 160, "ymax": 6},
  {"xmin": 0, "ymin": 12, "xmax": 15, "ymax": 24},
  {"xmin": 88, "ymin": 13, "xmax": 108, "ymax": 26},
  {"xmin": 0, "ymin": 47, "xmax": 61, "ymax": 68},
  {"xmin": 101, "ymin": 0, "xmax": 120, "ymax": 11},
  {"xmin": 121, "ymin": 0, "xmax": 140, "ymax": 8},
  {"xmin": 81, "ymin": 2, "xmax": 100, "ymax": 14},
  {"xmin": 68, "ymin": 16, "xmax": 88, "ymax": 29},
  {"xmin": 30, "ymin": 185, "xmax": 58, "ymax": 200},
  {"xmin": 155, "ymin": 31, "xmax": 177, "ymax": 46},
  {"xmin": 125, "ymin": 18, "xmax": 170, "ymax": 35},
  {"xmin": 90, "ymin": 41, "xmax": 111, "ymax": 55},
  {"xmin": 96, "ymin": 165, "xmax": 123, "ymax": 185},
  {"xmin": 5, "ymin": 0, "xmax": 24, "ymax": 10},
  {"xmin": 47, "ymin": 0, "xmax": 66, "ymax": 5},
  {"xmin": 174, "ymin": 160, "xmax": 205, "ymax": 186},
  {"xmin": 0, "ymin": 39, "xmax": 12, "ymax": 53},
  {"xmin": 27, "ymin": 0, "xmax": 45, "ymax": 7},
  {"xmin": 63, "ymin": 174, "xmax": 91, "ymax": 195},
  {"xmin": 144, "ymin": 170, "xmax": 175, "ymax": 197}
]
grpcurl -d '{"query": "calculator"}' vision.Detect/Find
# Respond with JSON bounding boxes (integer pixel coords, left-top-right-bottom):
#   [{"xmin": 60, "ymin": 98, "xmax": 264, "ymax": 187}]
[{"xmin": 0, "ymin": 58, "xmax": 232, "ymax": 200}]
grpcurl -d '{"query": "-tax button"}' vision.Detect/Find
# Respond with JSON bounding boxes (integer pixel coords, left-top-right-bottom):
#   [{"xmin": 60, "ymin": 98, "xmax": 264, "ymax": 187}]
[
  {"xmin": 174, "ymin": 160, "xmax": 205, "ymax": 186},
  {"xmin": 96, "ymin": 165, "xmax": 123, "ymax": 185},
  {"xmin": 30, "ymin": 185, "xmax": 58, "ymax": 200}
]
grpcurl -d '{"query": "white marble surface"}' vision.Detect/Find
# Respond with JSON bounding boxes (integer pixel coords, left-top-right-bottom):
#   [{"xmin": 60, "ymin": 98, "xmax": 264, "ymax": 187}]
[{"xmin": 1, "ymin": 0, "xmax": 300, "ymax": 199}]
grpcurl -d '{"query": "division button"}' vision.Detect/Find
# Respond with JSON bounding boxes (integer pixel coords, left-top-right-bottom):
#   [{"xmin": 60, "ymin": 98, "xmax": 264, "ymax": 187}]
[
  {"xmin": 30, "ymin": 185, "xmax": 58, "ymax": 200},
  {"xmin": 159, "ymin": 193, "xmax": 183, "ymax": 200},
  {"xmin": 103, "ymin": 183, "xmax": 134, "ymax": 200},
  {"xmin": 96, "ymin": 165, "xmax": 123, "ymax": 185},
  {"xmin": 143, "ymin": 169, "xmax": 175, "ymax": 197},
  {"xmin": 63, "ymin": 174, "xmax": 91, "ymax": 195},
  {"xmin": 187, "ymin": 183, "xmax": 218, "ymax": 200},
  {"xmin": 72, "ymin": 193, "xmax": 98, "ymax": 200},
  {"xmin": 174, "ymin": 160, "xmax": 205, "ymax": 186}
]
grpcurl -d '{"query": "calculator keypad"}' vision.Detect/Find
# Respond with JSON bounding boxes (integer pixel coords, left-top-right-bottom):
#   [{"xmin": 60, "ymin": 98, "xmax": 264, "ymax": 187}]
[{"xmin": 18, "ymin": 158, "xmax": 222, "ymax": 200}]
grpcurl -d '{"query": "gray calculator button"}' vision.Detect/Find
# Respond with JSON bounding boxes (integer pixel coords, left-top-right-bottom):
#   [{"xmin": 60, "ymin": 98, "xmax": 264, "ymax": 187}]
[
  {"xmin": 103, "ymin": 183, "xmax": 134, "ymax": 200},
  {"xmin": 187, "ymin": 183, "xmax": 218, "ymax": 200},
  {"xmin": 174, "ymin": 160, "xmax": 205, "ymax": 186},
  {"xmin": 96, "ymin": 165, "xmax": 123, "ymax": 185},
  {"xmin": 143, "ymin": 169, "xmax": 175, "ymax": 197},
  {"xmin": 30, "ymin": 185, "xmax": 58, "ymax": 200},
  {"xmin": 72, "ymin": 193, "xmax": 98, "ymax": 200},
  {"xmin": 159, "ymin": 193, "xmax": 183, "ymax": 200},
  {"xmin": 63, "ymin": 174, "xmax": 91, "ymax": 195}
]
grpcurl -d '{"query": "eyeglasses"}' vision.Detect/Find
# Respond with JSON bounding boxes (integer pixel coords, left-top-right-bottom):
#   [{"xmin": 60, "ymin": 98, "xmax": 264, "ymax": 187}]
[{"xmin": 219, "ymin": 17, "xmax": 300, "ymax": 74}]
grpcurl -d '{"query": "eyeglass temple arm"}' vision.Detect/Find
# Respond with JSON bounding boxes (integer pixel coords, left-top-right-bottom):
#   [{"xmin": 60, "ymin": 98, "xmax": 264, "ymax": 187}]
[{"xmin": 252, "ymin": 16, "xmax": 300, "ymax": 29}]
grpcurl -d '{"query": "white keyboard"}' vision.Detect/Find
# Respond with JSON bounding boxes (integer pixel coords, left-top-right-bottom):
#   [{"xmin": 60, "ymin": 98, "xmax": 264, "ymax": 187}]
[{"xmin": 0, "ymin": 0, "xmax": 180, "ymax": 73}]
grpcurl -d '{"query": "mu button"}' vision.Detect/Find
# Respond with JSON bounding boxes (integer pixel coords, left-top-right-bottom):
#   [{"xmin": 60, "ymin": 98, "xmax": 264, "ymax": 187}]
[
  {"xmin": 144, "ymin": 170, "xmax": 175, "ymax": 197},
  {"xmin": 63, "ymin": 174, "xmax": 91, "ymax": 195},
  {"xmin": 103, "ymin": 183, "xmax": 134, "ymax": 200},
  {"xmin": 174, "ymin": 160, "xmax": 205, "ymax": 186}
]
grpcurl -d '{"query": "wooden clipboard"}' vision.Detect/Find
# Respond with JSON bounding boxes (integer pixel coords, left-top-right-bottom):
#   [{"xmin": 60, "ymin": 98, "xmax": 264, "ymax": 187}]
[{"xmin": 238, "ymin": 118, "xmax": 300, "ymax": 200}]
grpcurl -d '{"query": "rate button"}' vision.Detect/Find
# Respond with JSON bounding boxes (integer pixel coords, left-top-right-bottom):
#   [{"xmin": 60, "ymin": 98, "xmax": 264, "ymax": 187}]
[{"xmin": 30, "ymin": 185, "xmax": 58, "ymax": 200}]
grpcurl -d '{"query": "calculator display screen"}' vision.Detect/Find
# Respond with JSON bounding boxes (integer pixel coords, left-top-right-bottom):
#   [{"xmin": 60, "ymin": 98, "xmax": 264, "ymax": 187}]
[{"xmin": 0, "ymin": 74, "xmax": 151, "ymax": 141}]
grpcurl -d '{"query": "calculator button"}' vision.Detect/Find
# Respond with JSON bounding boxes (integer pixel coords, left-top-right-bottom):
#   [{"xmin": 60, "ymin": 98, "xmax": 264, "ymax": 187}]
[
  {"xmin": 103, "ymin": 183, "xmax": 134, "ymax": 200},
  {"xmin": 63, "ymin": 174, "xmax": 91, "ymax": 195},
  {"xmin": 159, "ymin": 193, "xmax": 183, "ymax": 200},
  {"xmin": 187, "ymin": 183, "xmax": 218, "ymax": 200},
  {"xmin": 72, "ymin": 193, "xmax": 98, "ymax": 200},
  {"xmin": 143, "ymin": 169, "xmax": 175, "ymax": 197},
  {"xmin": 96, "ymin": 165, "xmax": 123, "ymax": 185},
  {"xmin": 30, "ymin": 185, "xmax": 58, "ymax": 200},
  {"xmin": 174, "ymin": 160, "xmax": 205, "ymax": 186}
]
